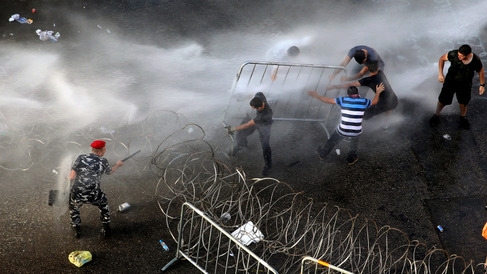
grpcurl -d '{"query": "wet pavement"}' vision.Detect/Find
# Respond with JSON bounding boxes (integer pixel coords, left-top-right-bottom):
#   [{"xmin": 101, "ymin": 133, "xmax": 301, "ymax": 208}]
[{"xmin": 1, "ymin": 0, "xmax": 487, "ymax": 273}]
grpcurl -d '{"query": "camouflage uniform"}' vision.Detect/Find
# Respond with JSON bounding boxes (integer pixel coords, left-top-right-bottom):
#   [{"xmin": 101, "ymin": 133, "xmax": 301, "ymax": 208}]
[{"xmin": 69, "ymin": 153, "xmax": 112, "ymax": 227}]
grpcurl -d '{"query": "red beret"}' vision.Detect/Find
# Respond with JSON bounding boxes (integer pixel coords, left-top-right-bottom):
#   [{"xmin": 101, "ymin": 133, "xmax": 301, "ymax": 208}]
[{"xmin": 91, "ymin": 140, "xmax": 106, "ymax": 149}]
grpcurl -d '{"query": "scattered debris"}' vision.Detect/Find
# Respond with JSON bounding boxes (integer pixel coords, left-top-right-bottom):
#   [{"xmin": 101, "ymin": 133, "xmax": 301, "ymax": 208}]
[
  {"xmin": 118, "ymin": 202, "xmax": 131, "ymax": 212},
  {"xmin": 437, "ymin": 225, "xmax": 444, "ymax": 232},
  {"xmin": 9, "ymin": 14, "xmax": 33, "ymax": 24},
  {"xmin": 69, "ymin": 251, "xmax": 92, "ymax": 267},
  {"xmin": 36, "ymin": 29, "xmax": 60, "ymax": 42},
  {"xmin": 443, "ymin": 134, "xmax": 451, "ymax": 141},
  {"xmin": 220, "ymin": 212, "xmax": 231, "ymax": 222},
  {"xmin": 159, "ymin": 240, "xmax": 169, "ymax": 251},
  {"xmin": 231, "ymin": 221, "xmax": 264, "ymax": 246}
]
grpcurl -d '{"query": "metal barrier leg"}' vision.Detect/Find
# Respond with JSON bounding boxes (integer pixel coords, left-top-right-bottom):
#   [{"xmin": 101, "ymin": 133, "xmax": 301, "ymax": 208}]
[{"xmin": 161, "ymin": 256, "xmax": 181, "ymax": 272}]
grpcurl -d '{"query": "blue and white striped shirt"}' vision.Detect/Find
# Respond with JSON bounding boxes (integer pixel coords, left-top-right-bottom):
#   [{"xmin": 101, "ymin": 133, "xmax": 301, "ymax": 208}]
[{"xmin": 335, "ymin": 97, "xmax": 371, "ymax": 137}]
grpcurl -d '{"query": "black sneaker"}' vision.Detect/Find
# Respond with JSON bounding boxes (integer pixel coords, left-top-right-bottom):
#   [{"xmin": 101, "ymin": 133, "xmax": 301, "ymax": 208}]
[
  {"xmin": 347, "ymin": 156, "xmax": 358, "ymax": 165},
  {"xmin": 73, "ymin": 225, "xmax": 81, "ymax": 239},
  {"xmin": 101, "ymin": 223, "xmax": 111, "ymax": 238},
  {"xmin": 429, "ymin": 114, "xmax": 440, "ymax": 127},
  {"xmin": 316, "ymin": 147, "xmax": 326, "ymax": 161},
  {"xmin": 459, "ymin": 116, "xmax": 470, "ymax": 130}
]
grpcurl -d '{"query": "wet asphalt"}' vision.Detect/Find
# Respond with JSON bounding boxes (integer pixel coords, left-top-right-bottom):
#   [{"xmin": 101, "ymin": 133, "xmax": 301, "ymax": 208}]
[{"xmin": 2, "ymin": 0, "xmax": 487, "ymax": 273}]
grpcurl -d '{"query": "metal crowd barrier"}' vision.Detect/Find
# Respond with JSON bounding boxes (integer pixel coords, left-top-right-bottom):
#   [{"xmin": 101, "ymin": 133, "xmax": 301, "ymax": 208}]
[
  {"xmin": 300, "ymin": 256, "xmax": 354, "ymax": 274},
  {"xmin": 161, "ymin": 202, "xmax": 278, "ymax": 274},
  {"xmin": 222, "ymin": 61, "xmax": 346, "ymax": 133}
]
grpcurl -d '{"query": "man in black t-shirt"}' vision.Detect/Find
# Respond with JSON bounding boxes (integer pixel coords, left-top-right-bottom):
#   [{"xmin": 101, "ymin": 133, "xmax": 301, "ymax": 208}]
[
  {"xmin": 228, "ymin": 92, "xmax": 273, "ymax": 176},
  {"xmin": 430, "ymin": 44, "xmax": 485, "ymax": 130}
]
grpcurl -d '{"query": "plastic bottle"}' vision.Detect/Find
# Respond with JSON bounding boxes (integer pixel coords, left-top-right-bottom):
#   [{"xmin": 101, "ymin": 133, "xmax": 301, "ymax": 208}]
[
  {"xmin": 9, "ymin": 14, "xmax": 33, "ymax": 24},
  {"xmin": 159, "ymin": 240, "xmax": 169, "ymax": 251}
]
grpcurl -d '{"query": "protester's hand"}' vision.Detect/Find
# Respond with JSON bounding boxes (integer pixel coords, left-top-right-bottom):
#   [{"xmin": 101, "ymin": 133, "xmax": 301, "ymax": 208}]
[
  {"xmin": 329, "ymin": 74, "xmax": 336, "ymax": 81},
  {"xmin": 226, "ymin": 126, "xmax": 236, "ymax": 135},
  {"xmin": 271, "ymin": 74, "xmax": 277, "ymax": 81},
  {"xmin": 307, "ymin": 91, "xmax": 318, "ymax": 98},
  {"xmin": 376, "ymin": 82, "xmax": 385, "ymax": 94},
  {"xmin": 115, "ymin": 160, "xmax": 124, "ymax": 167},
  {"xmin": 438, "ymin": 73, "xmax": 444, "ymax": 83},
  {"xmin": 480, "ymin": 85, "xmax": 485, "ymax": 95},
  {"xmin": 340, "ymin": 76, "xmax": 348, "ymax": 82}
]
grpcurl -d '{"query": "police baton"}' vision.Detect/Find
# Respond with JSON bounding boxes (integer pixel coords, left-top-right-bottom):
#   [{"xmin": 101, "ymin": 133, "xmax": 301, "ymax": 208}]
[{"xmin": 121, "ymin": 150, "xmax": 141, "ymax": 162}]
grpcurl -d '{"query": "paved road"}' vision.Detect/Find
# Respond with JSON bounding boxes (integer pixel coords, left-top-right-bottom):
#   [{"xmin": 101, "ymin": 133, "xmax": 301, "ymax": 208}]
[{"xmin": 1, "ymin": 0, "xmax": 487, "ymax": 272}]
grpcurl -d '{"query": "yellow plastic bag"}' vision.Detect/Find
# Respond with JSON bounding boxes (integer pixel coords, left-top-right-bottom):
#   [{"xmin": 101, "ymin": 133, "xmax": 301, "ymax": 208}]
[{"xmin": 69, "ymin": 251, "xmax": 92, "ymax": 267}]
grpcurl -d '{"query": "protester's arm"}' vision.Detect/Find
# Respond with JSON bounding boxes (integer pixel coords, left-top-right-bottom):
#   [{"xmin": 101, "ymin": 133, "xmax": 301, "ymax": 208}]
[
  {"xmin": 329, "ymin": 55, "xmax": 352, "ymax": 80},
  {"xmin": 307, "ymin": 91, "xmax": 336, "ymax": 104},
  {"xmin": 479, "ymin": 67, "xmax": 485, "ymax": 95},
  {"xmin": 370, "ymin": 83, "xmax": 385, "ymax": 106},
  {"xmin": 271, "ymin": 66, "xmax": 278, "ymax": 81},
  {"xmin": 326, "ymin": 81, "xmax": 360, "ymax": 91},
  {"xmin": 438, "ymin": 53, "xmax": 448, "ymax": 83},
  {"xmin": 235, "ymin": 119, "xmax": 256, "ymax": 131},
  {"xmin": 342, "ymin": 66, "xmax": 369, "ymax": 81}
]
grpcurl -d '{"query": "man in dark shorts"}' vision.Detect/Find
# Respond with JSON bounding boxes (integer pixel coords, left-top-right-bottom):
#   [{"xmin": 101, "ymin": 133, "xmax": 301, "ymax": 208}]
[
  {"xmin": 430, "ymin": 44, "xmax": 485, "ymax": 130},
  {"xmin": 327, "ymin": 60, "xmax": 398, "ymax": 120},
  {"xmin": 69, "ymin": 140, "xmax": 124, "ymax": 238},
  {"xmin": 228, "ymin": 92, "xmax": 273, "ymax": 176}
]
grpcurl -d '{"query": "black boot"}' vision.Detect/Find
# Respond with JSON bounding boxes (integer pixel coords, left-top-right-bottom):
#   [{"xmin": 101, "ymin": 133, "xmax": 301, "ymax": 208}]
[
  {"xmin": 101, "ymin": 223, "xmax": 111, "ymax": 238},
  {"xmin": 72, "ymin": 225, "xmax": 81, "ymax": 239}
]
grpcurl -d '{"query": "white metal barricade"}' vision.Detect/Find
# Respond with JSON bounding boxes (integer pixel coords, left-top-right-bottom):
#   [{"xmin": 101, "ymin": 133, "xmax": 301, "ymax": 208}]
[
  {"xmin": 300, "ymin": 256, "xmax": 354, "ymax": 274},
  {"xmin": 161, "ymin": 202, "xmax": 278, "ymax": 274},
  {"xmin": 222, "ymin": 61, "xmax": 346, "ymax": 131}
]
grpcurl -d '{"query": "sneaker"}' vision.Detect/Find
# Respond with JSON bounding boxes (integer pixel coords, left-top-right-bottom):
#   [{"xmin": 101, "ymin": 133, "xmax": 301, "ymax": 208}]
[
  {"xmin": 347, "ymin": 156, "xmax": 358, "ymax": 166},
  {"xmin": 429, "ymin": 114, "xmax": 440, "ymax": 127},
  {"xmin": 459, "ymin": 116, "xmax": 470, "ymax": 130},
  {"xmin": 101, "ymin": 223, "xmax": 111, "ymax": 238},
  {"xmin": 73, "ymin": 225, "xmax": 81, "ymax": 239},
  {"xmin": 316, "ymin": 147, "xmax": 326, "ymax": 161}
]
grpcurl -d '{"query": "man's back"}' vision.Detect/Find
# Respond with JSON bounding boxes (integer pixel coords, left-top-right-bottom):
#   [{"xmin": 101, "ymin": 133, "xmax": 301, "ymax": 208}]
[{"xmin": 335, "ymin": 96, "xmax": 371, "ymax": 137}]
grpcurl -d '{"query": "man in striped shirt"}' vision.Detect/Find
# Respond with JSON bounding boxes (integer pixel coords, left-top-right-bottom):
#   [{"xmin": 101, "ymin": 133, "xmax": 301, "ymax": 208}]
[{"xmin": 307, "ymin": 84, "xmax": 383, "ymax": 165}]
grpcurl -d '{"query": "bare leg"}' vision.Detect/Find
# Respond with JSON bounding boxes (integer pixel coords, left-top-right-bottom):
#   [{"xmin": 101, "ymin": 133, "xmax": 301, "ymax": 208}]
[
  {"xmin": 459, "ymin": 104, "xmax": 468, "ymax": 117},
  {"xmin": 435, "ymin": 101, "xmax": 445, "ymax": 115}
]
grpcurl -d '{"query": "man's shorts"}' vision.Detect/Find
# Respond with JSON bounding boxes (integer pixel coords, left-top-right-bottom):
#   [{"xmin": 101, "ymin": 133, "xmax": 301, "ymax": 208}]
[
  {"xmin": 363, "ymin": 96, "xmax": 398, "ymax": 120},
  {"xmin": 439, "ymin": 81, "xmax": 472, "ymax": 106}
]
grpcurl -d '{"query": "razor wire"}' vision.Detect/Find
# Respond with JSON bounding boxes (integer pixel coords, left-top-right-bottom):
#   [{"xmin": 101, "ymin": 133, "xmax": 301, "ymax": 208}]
[
  {"xmin": 0, "ymin": 110, "xmax": 483, "ymax": 273},
  {"xmin": 148, "ymin": 117, "xmax": 481, "ymax": 273}
]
